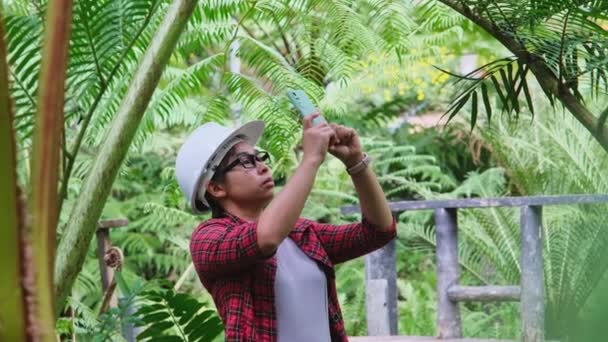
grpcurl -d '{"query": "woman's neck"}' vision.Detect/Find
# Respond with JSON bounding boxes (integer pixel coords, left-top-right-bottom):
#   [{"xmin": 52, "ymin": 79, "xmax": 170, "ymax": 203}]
[{"xmin": 221, "ymin": 201, "xmax": 264, "ymax": 222}]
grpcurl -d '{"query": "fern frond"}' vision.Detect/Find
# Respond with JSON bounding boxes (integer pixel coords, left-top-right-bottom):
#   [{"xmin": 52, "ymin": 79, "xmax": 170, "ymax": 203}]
[
  {"xmin": 479, "ymin": 107, "xmax": 608, "ymax": 333},
  {"xmin": 6, "ymin": 13, "xmax": 43, "ymax": 141},
  {"xmin": 135, "ymin": 287, "xmax": 223, "ymax": 341}
]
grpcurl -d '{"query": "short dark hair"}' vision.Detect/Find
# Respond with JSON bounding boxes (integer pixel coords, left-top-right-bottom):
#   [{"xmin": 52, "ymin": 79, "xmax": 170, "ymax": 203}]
[{"xmin": 201, "ymin": 144, "xmax": 240, "ymax": 218}]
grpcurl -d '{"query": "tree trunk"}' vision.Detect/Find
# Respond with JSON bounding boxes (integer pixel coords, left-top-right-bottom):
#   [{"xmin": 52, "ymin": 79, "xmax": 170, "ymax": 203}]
[
  {"xmin": 438, "ymin": 0, "xmax": 608, "ymax": 153},
  {"xmin": 54, "ymin": 0, "xmax": 199, "ymax": 315},
  {"xmin": 0, "ymin": 10, "xmax": 28, "ymax": 342},
  {"xmin": 29, "ymin": 0, "xmax": 73, "ymax": 338}
]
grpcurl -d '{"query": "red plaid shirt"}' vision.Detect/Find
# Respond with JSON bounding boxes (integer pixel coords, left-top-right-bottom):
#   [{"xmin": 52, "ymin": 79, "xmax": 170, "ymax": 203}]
[{"xmin": 190, "ymin": 211, "xmax": 397, "ymax": 342}]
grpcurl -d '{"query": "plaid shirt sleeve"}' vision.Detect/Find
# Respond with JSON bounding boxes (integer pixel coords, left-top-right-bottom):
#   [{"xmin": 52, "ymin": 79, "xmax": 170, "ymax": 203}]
[
  {"xmin": 310, "ymin": 215, "xmax": 397, "ymax": 264},
  {"xmin": 190, "ymin": 221, "xmax": 272, "ymax": 277}
]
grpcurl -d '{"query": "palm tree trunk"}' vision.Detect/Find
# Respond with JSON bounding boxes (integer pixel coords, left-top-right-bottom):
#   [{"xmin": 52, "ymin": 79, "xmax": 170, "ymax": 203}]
[
  {"xmin": 0, "ymin": 10, "xmax": 29, "ymax": 342},
  {"xmin": 54, "ymin": 0, "xmax": 199, "ymax": 315},
  {"xmin": 438, "ymin": 0, "xmax": 608, "ymax": 153}
]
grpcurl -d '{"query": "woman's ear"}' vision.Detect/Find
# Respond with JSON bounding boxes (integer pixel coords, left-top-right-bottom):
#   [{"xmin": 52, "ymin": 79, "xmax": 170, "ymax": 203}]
[{"xmin": 206, "ymin": 181, "xmax": 227, "ymax": 199}]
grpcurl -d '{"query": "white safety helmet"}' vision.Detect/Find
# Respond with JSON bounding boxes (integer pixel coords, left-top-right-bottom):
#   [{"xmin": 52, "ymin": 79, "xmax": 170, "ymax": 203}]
[{"xmin": 175, "ymin": 120, "xmax": 265, "ymax": 213}]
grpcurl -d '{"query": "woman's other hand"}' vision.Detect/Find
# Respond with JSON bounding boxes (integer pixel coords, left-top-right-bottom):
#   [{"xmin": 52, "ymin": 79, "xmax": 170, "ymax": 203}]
[
  {"xmin": 328, "ymin": 124, "xmax": 364, "ymax": 167},
  {"xmin": 302, "ymin": 112, "xmax": 336, "ymax": 167}
]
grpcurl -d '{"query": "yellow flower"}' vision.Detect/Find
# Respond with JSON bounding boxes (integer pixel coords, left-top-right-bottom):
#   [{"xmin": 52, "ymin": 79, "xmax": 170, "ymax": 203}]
[
  {"xmin": 431, "ymin": 75, "xmax": 439, "ymax": 85},
  {"xmin": 363, "ymin": 85, "xmax": 375, "ymax": 95},
  {"xmin": 384, "ymin": 66, "xmax": 398, "ymax": 79},
  {"xmin": 417, "ymin": 90, "xmax": 425, "ymax": 101},
  {"xmin": 384, "ymin": 90, "xmax": 393, "ymax": 102},
  {"xmin": 398, "ymin": 83, "xmax": 407, "ymax": 95}
]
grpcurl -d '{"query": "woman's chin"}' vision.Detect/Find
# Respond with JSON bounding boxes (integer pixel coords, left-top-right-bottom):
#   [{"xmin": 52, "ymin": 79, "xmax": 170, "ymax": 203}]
[{"xmin": 261, "ymin": 191, "xmax": 274, "ymax": 204}]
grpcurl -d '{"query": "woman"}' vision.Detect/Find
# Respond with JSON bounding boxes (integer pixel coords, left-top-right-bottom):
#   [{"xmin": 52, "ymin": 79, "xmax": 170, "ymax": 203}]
[{"xmin": 175, "ymin": 113, "xmax": 396, "ymax": 342}]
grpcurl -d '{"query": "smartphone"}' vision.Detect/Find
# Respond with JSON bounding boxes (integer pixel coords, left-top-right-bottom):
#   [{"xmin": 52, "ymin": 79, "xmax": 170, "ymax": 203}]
[{"xmin": 286, "ymin": 88, "xmax": 326, "ymax": 126}]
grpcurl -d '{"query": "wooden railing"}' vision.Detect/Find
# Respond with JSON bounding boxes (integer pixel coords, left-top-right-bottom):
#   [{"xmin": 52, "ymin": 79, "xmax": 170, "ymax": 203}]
[{"xmin": 341, "ymin": 194, "xmax": 608, "ymax": 342}]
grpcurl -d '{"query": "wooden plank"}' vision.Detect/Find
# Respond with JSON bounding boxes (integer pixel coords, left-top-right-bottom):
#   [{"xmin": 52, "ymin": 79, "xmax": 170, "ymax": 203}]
[
  {"xmin": 365, "ymin": 239, "xmax": 398, "ymax": 335},
  {"xmin": 366, "ymin": 279, "xmax": 390, "ymax": 336},
  {"xmin": 341, "ymin": 194, "xmax": 608, "ymax": 214},
  {"xmin": 435, "ymin": 208, "xmax": 462, "ymax": 338},
  {"xmin": 350, "ymin": 337, "xmax": 513, "ymax": 342},
  {"xmin": 447, "ymin": 285, "xmax": 520, "ymax": 302},
  {"xmin": 98, "ymin": 218, "xmax": 129, "ymax": 229},
  {"xmin": 520, "ymin": 206, "xmax": 544, "ymax": 342}
]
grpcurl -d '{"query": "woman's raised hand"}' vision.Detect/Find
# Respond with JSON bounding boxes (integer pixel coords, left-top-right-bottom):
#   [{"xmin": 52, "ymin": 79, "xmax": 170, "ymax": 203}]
[
  {"xmin": 301, "ymin": 112, "xmax": 336, "ymax": 167},
  {"xmin": 328, "ymin": 123, "xmax": 364, "ymax": 167}
]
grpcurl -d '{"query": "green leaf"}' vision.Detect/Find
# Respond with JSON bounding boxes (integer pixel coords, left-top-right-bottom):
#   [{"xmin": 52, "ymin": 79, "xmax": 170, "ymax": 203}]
[
  {"xmin": 490, "ymin": 75, "xmax": 508, "ymax": 112},
  {"xmin": 132, "ymin": 286, "xmax": 223, "ymax": 341},
  {"xmin": 196, "ymin": 317, "xmax": 224, "ymax": 341},
  {"xmin": 499, "ymin": 67, "xmax": 519, "ymax": 114},
  {"xmin": 144, "ymin": 312, "xmax": 170, "ymax": 322},
  {"xmin": 520, "ymin": 69, "xmax": 534, "ymax": 115},
  {"xmin": 445, "ymin": 93, "xmax": 470, "ymax": 123},
  {"xmin": 135, "ymin": 303, "xmax": 166, "ymax": 316},
  {"xmin": 149, "ymin": 336, "xmax": 183, "ymax": 342},
  {"xmin": 136, "ymin": 321, "xmax": 173, "ymax": 340},
  {"xmin": 470, "ymin": 90, "xmax": 478, "ymax": 131},
  {"xmin": 183, "ymin": 310, "xmax": 214, "ymax": 334},
  {"xmin": 481, "ymin": 82, "xmax": 492, "ymax": 123},
  {"xmin": 190, "ymin": 316, "xmax": 223, "ymax": 341}
]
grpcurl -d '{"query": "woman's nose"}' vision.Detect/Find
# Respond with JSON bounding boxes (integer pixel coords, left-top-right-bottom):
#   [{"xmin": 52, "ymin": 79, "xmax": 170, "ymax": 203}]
[{"xmin": 256, "ymin": 160, "xmax": 269, "ymax": 174}]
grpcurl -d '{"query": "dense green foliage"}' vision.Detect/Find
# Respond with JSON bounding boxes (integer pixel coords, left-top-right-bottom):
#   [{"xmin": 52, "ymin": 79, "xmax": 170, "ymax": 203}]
[
  {"xmin": 434, "ymin": 0, "xmax": 608, "ymax": 154},
  {"xmin": 5, "ymin": 0, "xmax": 608, "ymax": 340}
]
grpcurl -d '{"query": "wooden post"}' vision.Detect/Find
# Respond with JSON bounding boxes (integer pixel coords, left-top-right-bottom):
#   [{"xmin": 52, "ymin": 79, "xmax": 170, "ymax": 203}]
[
  {"xmin": 435, "ymin": 208, "xmax": 462, "ymax": 338},
  {"xmin": 520, "ymin": 206, "xmax": 544, "ymax": 342},
  {"xmin": 96, "ymin": 228, "xmax": 113, "ymax": 292},
  {"xmin": 365, "ymin": 279, "xmax": 390, "ymax": 335},
  {"xmin": 95, "ymin": 219, "xmax": 128, "ymax": 308},
  {"xmin": 365, "ymin": 239, "xmax": 398, "ymax": 335}
]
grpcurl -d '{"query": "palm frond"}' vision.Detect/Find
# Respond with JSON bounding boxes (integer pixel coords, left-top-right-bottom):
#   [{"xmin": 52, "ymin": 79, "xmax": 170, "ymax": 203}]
[{"xmin": 435, "ymin": 0, "xmax": 608, "ymax": 128}]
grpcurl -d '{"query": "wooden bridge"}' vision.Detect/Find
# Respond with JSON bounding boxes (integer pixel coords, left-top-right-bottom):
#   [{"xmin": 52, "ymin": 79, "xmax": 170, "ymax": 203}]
[{"xmin": 341, "ymin": 194, "xmax": 608, "ymax": 342}]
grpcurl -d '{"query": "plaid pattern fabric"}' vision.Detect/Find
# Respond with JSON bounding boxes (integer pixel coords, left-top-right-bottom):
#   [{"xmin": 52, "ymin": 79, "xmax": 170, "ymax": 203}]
[{"xmin": 190, "ymin": 211, "xmax": 397, "ymax": 342}]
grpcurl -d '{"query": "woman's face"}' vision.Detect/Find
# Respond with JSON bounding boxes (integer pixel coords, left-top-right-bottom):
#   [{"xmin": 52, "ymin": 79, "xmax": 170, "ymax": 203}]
[{"xmin": 211, "ymin": 142, "xmax": 275, "ymax": 207}]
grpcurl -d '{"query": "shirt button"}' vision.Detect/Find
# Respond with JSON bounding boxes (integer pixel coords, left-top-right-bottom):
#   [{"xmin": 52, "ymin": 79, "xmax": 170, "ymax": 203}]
[{"xmin": 332, "ymin": 312, "xmax": 341, "ymax": 323}]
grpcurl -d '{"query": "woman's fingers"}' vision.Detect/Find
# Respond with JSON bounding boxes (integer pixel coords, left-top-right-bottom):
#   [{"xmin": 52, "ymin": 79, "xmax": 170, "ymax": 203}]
[
  {"xmin": 321, "ymin": 125, "xmax": 336, "ymax": 142},
  {"xmin": 331, "ymin": 123, "xmax": 354, "ymax": 145},
  {"xmin": 303, "ymin": 112, "xmax": 320, "ymax": 130},
  {"xmin": 306, "ymin": 120, "xmax": 356, "ymax": 148}
]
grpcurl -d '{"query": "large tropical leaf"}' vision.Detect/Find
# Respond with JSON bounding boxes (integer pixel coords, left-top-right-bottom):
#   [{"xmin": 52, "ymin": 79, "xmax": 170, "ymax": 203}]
[{"xmin": 134, "ymin": 287, "xmax": 223, "ymax": 341}]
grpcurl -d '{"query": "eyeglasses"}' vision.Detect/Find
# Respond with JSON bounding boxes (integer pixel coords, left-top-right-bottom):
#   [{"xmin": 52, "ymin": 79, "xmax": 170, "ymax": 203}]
[{"xmin": 217, "ymin": 150, "xmax": 271, "ymax": 174}]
